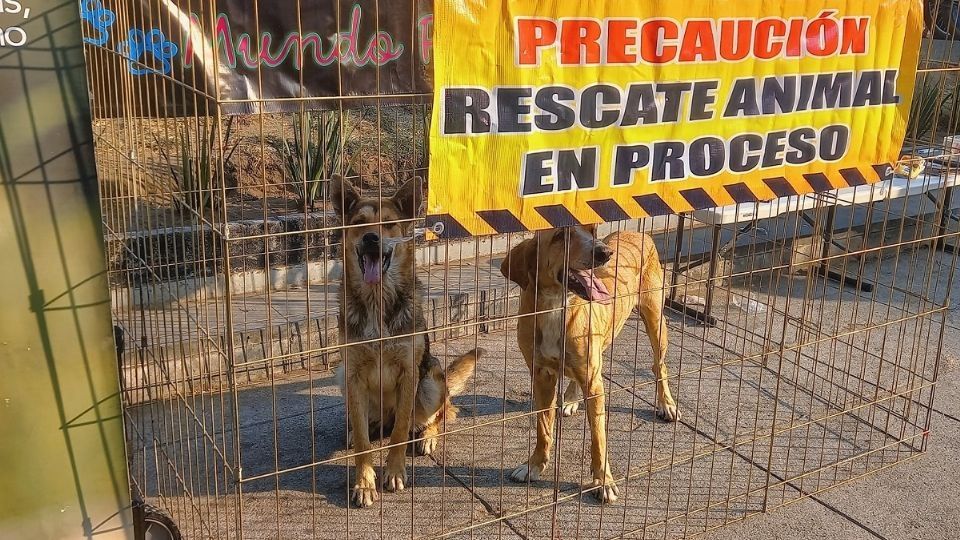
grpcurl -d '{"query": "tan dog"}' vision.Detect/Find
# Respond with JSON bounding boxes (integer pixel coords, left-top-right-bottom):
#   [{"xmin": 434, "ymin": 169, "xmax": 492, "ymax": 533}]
[
  {"xmin": 332, "ymin": 175, "xmax": 479, "ymax": 508},
  {"xmin": 500, "ymin": 225, "xmax": 680, "ymax": 503}
]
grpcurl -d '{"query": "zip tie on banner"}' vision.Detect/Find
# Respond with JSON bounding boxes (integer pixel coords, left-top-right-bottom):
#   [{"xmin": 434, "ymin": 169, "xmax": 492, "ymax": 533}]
[
  {"xmin": 895, "ymin": 155, "xmax": 926, "ymax": 180},
  {"xmin": 413, "ymin": 221, "xmax": 444, "ymax": 239},
  {"xmin": 380, "ymin": 222, "xmax": 445, "ymax": 249}
]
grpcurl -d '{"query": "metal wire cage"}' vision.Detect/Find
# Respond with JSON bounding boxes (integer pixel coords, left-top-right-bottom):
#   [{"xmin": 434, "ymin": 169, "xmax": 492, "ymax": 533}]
[{"xmin": 83, "ymin": 1, "xmax": 959, "ymax": 539}]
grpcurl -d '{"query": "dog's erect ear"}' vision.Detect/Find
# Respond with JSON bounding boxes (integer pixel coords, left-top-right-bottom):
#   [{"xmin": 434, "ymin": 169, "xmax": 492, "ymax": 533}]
[
  {"xmin": 330, "ymin": 174, "xmax": 360, "ymax": 219},
  {"xmin": 548, "ymin": 226, "xmax": 569, "ymax": 245},
  {"xmin": 583, "ymin": 223, "xmax": 598, "ymax": 237},
  {"xmin": 500, "ymin": 238, "xmax": 537, "ymax": 289},
  {"xmin": 392, "ymin": 176, "xmax": 425, "ymax": 220}
]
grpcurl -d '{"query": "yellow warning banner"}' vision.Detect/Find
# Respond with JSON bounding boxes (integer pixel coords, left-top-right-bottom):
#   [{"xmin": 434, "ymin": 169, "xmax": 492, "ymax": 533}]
[{"xmin": 427, "ymin": 0, "xmax": 923, "ymax": 238}]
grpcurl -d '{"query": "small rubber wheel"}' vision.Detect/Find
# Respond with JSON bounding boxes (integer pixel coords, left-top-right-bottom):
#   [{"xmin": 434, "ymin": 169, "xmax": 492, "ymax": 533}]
[{"xmin": 142, "ymin": 504, "xmax": 182, "ymax": 540}]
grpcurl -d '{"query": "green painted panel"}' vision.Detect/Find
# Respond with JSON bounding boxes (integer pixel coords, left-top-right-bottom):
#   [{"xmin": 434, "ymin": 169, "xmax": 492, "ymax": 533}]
[{"xmin": 0, "ymin": 1, "xmax": 132, "ymax": 539}]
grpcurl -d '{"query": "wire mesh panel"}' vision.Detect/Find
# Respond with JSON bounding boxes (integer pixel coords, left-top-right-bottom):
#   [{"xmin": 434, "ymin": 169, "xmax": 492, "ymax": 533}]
[{"xmin": 83, "ymin": 1, "xmax": 959, "ymax": 539}]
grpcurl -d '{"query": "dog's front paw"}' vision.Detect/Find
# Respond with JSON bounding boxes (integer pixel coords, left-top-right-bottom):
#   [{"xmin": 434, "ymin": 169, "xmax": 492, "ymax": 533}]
[
  {"xmin": 413, "ymin": 432, "xmax": 438, "ymax": 456},
  {"xmin": 351, "ymin": 483, "xmax": 379, "ymax": 508},
  {"xmin": 510, "ymin": 462, "xmax": 544, "ymax": 483},
  {"xmin": 655, "ymin": 397, "xmax": 681, "ymax": 422},
  {"xmin": 561, "ymin": 400, "xmax": 580, "ymax": 417},
  {"xmin": 383, "ymin": 467, "xmax": 407, "ymax": 492},
  {"xmin": 587, "ymin": 477, "xmax": 620, "ymax": 504}
]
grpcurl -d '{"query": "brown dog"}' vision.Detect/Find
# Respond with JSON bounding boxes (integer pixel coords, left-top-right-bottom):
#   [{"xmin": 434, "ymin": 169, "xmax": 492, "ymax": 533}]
[
  {"xmin": 332, "ymin": 175, "xmax": 479, "ymax": 508},
  {"xmin": 500, "ymin": 225, "xmax": 679, "ymax": 503}
]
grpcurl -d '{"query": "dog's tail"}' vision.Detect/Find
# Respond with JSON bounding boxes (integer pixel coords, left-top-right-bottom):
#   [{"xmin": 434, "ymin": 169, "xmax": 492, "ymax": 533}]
[{"xmin": 446, "ymin": 348, "xmax": 483, "ymax": 396}]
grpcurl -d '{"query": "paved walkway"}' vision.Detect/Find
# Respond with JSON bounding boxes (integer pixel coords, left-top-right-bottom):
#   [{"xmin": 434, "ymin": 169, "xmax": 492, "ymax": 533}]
[
  {"xmin": 123, "ymin": 245, "xmax": 960, "ymax": 539},
  {"xmin": 710, "ymin": 364, "xmax": 960, "ymax": 540}
]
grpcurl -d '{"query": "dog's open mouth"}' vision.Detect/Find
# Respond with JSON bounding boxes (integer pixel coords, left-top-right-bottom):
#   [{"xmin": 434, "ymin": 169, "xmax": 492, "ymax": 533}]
[
  {"xmin": 565, "ymin": 269, "xmax": 612, "ymax": 303},
  {"xmin": 358, "ymin": 248, "xmax": 392, "ymax": 285}
]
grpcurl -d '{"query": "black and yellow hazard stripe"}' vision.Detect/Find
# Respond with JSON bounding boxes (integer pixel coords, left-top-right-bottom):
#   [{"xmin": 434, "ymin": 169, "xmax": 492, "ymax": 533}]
[{"xmin": 427, "ymin": 163, "xmax": 894, "ymax": 239}]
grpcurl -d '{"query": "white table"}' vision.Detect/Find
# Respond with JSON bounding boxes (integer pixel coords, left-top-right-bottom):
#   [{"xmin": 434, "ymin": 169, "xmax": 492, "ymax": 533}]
[
  {"xmin": 691, "ymin": 170, "xmax": 960, "ymax": 226},
  {"xmin": 666, "ymin": 167, "xmax": 959, "ymax": 326}
]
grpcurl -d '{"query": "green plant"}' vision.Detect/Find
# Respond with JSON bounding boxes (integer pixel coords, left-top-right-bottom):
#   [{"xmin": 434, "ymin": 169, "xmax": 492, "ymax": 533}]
[
  {"xmin": 158, "ymin": 117, "xmax": 240, "ymax": 218},
  {"xmin": 389, "ymin": 104, "xmax": 431, "ymax": 174},
  {"xmin": 268, "ymin": 110, "xmax": 353, "ymax": 212},
  {"xmin": 416, "ymin": 105, "xmax": 431, "ymax": 172},
  {"xmin": 943, "ymin": 79, "xmax": 960, "ymax": 135},
  {"xmin": 907, "ymin": 81, "xmax": 945, "ymax": 140}
]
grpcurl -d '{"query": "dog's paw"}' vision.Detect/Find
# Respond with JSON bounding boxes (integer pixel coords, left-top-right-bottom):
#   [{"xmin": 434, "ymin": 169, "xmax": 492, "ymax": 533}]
[
  {"xmin": 383, "ymin": 468, "xmax": 407, "ymax": 492},
  {"xmin": 656, "ymin": 399, "xmax": 681, "ymax": 422},
  {"xmin": 510, "ymin": 462, "xmax": 544, "ymax": 483},
  {"xmin": 411, "ymin": 427, "xmax": 438, "ymax": 456},
  {"xmin": 351, "ymin": 484, "xmax": 379, "ymax": 508},
  {"xmin": 587, "ymin": 478, "xmax": 620, "ymax": 504},
  {"xmin": 414, "ymin": 436, "xmax": 438, "ymax": 457},
  {"xmin": 561, "ymin": 401, "xmax": 580, "ymax": 417}
]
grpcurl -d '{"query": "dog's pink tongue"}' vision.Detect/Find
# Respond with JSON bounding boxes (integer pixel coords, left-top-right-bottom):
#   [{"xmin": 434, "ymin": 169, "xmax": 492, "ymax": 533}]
[
  {"xmin": 363, "ymin": 254, "xmax": 381, "ymax": 284},
  {"xmin": 577, "ymin": 270, "xmax": 612, "ymax": 303}
]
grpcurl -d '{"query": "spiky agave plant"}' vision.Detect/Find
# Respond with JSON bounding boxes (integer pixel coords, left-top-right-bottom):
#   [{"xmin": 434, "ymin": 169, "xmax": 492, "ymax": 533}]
[
  {"xmin": 907, "ymin": 80, "xmax": 946, "ymax": 141},
  {"xmin": 268, "ymin": 110, "xmax": 353, "ymax": 212},
  {"xmin": 158, "ymin": 117, "xmax": 240, "ymax": 218}
]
